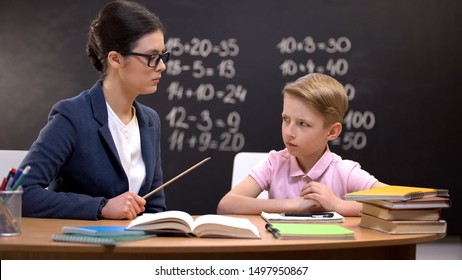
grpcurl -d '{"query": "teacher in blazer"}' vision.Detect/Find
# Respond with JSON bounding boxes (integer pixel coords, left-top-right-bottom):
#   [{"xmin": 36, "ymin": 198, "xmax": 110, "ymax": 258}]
[{"xmin": 19, "ymin": 1, "xmax": 168, "ymax": 220}]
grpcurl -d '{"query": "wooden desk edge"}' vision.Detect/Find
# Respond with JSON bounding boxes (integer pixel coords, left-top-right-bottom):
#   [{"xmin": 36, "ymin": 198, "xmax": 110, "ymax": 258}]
[{"xmin": 0, "ymin": 216, "xmax": 447, "ymax": 260}]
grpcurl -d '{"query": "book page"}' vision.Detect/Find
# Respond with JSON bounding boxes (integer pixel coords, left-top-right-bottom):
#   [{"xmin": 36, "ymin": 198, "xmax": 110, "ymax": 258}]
[
  {"xmin": 126, "ymin": 211, "xmax": 195, "ymax": 233},
  {"xmin": 192, "ymin": 215, "xmax": 260, "ymax": 238}
]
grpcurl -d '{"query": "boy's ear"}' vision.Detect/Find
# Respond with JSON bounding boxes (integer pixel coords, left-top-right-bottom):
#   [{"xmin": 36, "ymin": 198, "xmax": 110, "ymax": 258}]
[{"xmin": 327, "ymin": 122, "xmax": 342, "ymax": 140}]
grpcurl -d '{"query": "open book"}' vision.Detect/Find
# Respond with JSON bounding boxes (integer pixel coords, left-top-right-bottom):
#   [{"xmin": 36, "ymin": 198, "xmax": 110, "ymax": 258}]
[{"xmin": 126, "ymin": 210, "xmax": 261, "ymax": 239}]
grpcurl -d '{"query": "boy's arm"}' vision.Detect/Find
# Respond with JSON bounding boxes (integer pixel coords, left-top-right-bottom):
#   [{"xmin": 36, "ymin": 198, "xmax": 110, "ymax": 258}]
[
  {"xmin": 217, "ymin": 176, "xmax": 320, "ymax": 214},
  {"xmin": 301, "ymin": 181, "xmax": 389, "ymax": 216},
  {"xmin": 335, "ymin": 181, "xmax": 389, "ymax": 216}
]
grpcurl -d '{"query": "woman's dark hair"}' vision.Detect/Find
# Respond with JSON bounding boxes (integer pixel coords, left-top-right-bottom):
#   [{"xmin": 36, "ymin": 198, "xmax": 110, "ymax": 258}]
[{"xmin": 86, "ymin": 0, "xmax": 165, "ymax": 78}]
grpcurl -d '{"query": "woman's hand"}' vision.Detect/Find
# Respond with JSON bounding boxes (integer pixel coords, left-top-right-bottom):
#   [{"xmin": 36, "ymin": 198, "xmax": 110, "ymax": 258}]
[{"xmin": 101, "ymin": 191, "xmax": 146, "ymax": 219}]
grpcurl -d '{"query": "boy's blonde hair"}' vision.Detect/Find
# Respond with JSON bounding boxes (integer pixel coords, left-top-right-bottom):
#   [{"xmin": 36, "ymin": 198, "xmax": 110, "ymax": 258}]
[{"xmin": 283, "ymin": 73, "xmax": 348, "ymax": 126}]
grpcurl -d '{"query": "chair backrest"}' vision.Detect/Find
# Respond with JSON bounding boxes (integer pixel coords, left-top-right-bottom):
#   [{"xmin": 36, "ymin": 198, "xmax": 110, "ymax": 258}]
[
  {"xmin": 0, "ymin": 150, "xmax": 29, "ymax": 176},
  {"xmin": 231, "ymin": 152, "xmax": 268, "ymax": 199}
]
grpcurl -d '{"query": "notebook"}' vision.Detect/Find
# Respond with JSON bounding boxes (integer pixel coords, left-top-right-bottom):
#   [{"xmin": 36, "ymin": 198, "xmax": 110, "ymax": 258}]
[
  {"xmin": 265, "ymin": 223, "xmax": 354, "ymax": 240},
  {"xmin": 345, "ymin": 186, "xmax": 449, "ymax": 201},
  {"xmin": 52, "ymin": 225, "xmax": 153, "ymax": 246},
  {"xmin": 52, "ymin": 233, "xmax": 153, "ymax": 246},
  {"xmin": 61, "ymin": 226, "xmax": 145, "ymax": 236}
]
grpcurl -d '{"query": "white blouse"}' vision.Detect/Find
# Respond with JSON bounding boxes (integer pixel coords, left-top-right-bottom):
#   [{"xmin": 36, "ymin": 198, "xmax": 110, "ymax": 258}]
[{"xmin": 106, "ymin": 103, "xmax": 146, "ymax": 194}]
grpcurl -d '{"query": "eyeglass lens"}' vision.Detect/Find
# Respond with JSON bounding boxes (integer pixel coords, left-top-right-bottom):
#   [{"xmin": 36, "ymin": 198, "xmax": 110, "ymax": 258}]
[{"xmin": 150, "ymin": 52, "xmax": 170, "ymax": 68}]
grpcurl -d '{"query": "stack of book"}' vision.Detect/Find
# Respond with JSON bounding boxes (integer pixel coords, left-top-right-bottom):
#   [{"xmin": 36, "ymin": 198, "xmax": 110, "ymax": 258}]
[{"xmin": 345, "ymin": 186, "xmax": 450, "ymax": 234}]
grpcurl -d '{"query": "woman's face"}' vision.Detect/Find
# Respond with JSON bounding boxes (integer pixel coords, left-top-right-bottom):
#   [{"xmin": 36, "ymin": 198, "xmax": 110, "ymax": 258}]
[{"xmin": 119, "ymin": 30, "xmax": 167, "ymax": 96}]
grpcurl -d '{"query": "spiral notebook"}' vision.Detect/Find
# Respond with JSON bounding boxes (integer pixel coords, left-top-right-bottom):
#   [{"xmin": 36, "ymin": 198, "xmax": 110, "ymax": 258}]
[
  {"xmin": 345, "ymin": 186, "xmax": 449, "ymax": 201},
  {"xmin": 52, "ymin": 225, "xmax": 154, "ymax": 246},
  {"xmin": 52, "ymin": 233, "xmax": 153, "ymax": 246},
  {"xmin": 61, "ymin": 226, "xmax": 144, "ymax": 236}
]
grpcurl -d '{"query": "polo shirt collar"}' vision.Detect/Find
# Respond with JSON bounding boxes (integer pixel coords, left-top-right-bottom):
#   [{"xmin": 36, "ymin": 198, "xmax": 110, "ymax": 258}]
[{"xmin": 289, "ymin": 147, "xmax": 332, "ymax": 180}]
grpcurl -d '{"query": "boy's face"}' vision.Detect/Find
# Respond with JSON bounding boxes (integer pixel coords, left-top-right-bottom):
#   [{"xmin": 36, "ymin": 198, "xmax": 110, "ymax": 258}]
[{"xmin": 281, "ymin": 94, "xmax": 333, "ymax": 162}]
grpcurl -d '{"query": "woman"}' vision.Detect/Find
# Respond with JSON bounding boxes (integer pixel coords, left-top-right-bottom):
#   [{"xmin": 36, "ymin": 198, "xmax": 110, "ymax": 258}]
[{"xmin": 20, "ymin": 1, "xmax": 169, "ymax": 220}]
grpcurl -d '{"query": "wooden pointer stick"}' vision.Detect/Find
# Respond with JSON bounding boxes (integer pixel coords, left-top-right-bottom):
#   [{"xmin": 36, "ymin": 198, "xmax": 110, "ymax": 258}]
[{"xmin": 143, "ymin": 157, "xmax": 211, "ymax": 200}]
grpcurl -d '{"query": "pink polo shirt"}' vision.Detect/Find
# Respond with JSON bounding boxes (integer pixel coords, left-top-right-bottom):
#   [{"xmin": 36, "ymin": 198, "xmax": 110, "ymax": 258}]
[{"xmin": 249, "ymin": 148, "xmax": 377, "ymax": 199}]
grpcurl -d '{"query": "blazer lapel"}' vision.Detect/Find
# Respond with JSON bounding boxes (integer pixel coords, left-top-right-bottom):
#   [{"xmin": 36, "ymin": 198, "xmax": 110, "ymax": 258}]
[
  {"xmin": 136, "ymin": 102, "xmax": 155, "ymax": 192},
  {"xmin": 89, "ymin": 81, "xmax": 123, "ymax": 169}
]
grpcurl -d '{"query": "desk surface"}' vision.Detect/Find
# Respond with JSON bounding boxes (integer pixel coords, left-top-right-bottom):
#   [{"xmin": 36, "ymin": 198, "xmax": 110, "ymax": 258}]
[{"xmin": 0, "ymin": 216, "xmax": 445, "ymax": 260}]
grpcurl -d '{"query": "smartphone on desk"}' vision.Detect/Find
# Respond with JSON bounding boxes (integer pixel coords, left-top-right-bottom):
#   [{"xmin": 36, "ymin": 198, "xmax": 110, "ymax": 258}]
[
  {"xmin": 261, "ymin": 211, "xmax": 344, "ymax": 223},
  {"xmin": 282, "ymin": 212, "xmax": 334, "ymax": 218}
]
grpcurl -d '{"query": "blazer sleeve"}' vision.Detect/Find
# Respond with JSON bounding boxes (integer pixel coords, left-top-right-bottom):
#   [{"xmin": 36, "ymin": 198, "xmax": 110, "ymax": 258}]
[{"xmin": 20, "ymin": 106, "xmax": 103, "ymax": 219}]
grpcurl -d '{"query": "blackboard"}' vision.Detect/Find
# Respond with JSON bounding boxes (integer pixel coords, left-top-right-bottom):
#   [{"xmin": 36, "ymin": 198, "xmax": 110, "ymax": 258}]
[{"xmin": 0, "ymin": 0, "xmax": 460, "ymax": 235}]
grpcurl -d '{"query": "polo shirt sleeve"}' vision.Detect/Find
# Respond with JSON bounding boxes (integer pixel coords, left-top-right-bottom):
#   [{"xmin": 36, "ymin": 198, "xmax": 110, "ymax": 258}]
[
  {"xmin": 343, "ymin": 160, "xmax": 378, "ymax": 193},
  {"xmin": 249, "ymin": 150, "xmax": 278, "ymax": 191}
]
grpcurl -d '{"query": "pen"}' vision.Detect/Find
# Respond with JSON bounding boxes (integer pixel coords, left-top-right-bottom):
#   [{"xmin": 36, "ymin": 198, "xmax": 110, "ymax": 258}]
[
  {"xmin": 0, "ymin": 177, "xmax": 7, "ymax": 190},
  {"xmin": 283, "ymin": 212, "xmax": 334, "ymax": 218},
  {"xmin": 265, "ymin": 223, "xmax": 281, "ymax": 239},
  {"xmin": 3, "ymin": 168, "xmax": 17, "ymax": 190},
  {"xmin": 11, "ymin": 165, "xmax": 31, "ymax": 190}
]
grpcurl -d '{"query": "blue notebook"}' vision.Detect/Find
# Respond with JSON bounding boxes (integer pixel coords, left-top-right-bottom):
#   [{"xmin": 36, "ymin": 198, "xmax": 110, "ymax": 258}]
[
  {"xmin": 61, "ymin": 226, "xmax": 145, "ymax": 236},
  {"xmin": 53, "ymin": 226, "xmax": 153, "ymax": 246},
  {"xmin": 52, "ymin": 233, "xmax": 154, "ymax": 246}
]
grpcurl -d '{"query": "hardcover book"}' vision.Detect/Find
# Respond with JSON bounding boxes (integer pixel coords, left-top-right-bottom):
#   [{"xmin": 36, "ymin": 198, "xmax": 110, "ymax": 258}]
[
  {"xmin": 361, "ymin": 203, "xmax": 441, "ymax": 221},
  {"xmin": 359, "ymin": 214, "xmax": 447, "ymax": 234},
  {"xmin": 360, "ymin": 196, "xmax": 451, "ymax": 209},
  {"xmin": 126, "ymin": 210, "xmax": 261, "ymax": 239}
]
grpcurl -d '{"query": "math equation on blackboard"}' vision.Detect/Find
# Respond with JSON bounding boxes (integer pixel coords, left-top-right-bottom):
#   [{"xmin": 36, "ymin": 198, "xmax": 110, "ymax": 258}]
[{"xmin": 162, "ymin": 36, "xmax": 375, "ymax": 152}]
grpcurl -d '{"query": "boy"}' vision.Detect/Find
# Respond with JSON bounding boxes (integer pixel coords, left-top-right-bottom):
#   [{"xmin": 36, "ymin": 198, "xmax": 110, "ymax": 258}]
[{"xmin": 217, "ymin": 73, "xmax": 386, "ymax": 216}]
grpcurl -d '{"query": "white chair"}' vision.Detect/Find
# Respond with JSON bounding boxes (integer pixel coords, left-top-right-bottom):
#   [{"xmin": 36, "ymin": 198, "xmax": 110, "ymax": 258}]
[
  {"xmin": 0, "ymin": 150, "xmax": 29, "ymax": 176},
  {"xmin": 231, "ymin": 152, "xmax": 269, "ymax": 199}
]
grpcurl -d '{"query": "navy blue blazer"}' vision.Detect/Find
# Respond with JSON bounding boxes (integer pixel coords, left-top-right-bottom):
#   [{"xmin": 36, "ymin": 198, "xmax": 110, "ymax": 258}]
[{"xmin": 20, "ymin": 81, "xmax": 166, "ymax": 219}]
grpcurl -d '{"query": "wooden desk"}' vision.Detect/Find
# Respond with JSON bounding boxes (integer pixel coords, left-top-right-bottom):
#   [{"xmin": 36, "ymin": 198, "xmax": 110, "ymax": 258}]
[{"xmin": 0, "ymin": 216, "xmax": 445, "ymax": 260}]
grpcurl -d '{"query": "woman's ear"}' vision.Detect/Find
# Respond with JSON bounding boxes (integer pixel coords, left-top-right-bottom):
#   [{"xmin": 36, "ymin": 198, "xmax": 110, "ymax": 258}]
[
  {"xmin": 327, "ymin": 122, "xmax": 342, "ymax": 141},
  {"xmin": 107, "ymin": 51, "xmax": 122, "ymax": 69}
]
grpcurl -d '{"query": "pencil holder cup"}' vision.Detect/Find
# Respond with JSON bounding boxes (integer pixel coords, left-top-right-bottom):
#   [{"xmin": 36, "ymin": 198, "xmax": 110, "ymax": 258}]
[{"xmin": 0, "ymin": 189, "xmax": 23, "ymax": 236}]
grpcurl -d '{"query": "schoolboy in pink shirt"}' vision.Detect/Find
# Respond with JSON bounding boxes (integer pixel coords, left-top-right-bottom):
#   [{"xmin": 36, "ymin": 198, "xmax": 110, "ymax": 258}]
[{"xmin": 217, "ymin": 73, "xmax": 386, "ymax": 216}]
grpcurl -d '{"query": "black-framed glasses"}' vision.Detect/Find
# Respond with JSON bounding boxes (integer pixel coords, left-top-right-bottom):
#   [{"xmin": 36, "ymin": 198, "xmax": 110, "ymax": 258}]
[{"xmin": 121, "ymin": 51, "xmax": 170, "ymax": 68}]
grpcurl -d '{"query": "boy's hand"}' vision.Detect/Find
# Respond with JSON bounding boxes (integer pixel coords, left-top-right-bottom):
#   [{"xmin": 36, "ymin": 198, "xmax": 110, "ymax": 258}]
[
  {"xmin": 292, "ymin": 196, "xmax": 323, "ymax": 212},
  {"xmin": 300, "ymin": 181, "xmax": 341, "ymax": 212}
]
